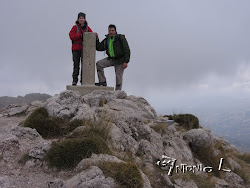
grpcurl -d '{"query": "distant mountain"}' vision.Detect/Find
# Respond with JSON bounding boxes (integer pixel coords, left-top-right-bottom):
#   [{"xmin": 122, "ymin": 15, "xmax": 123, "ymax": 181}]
[{"xmin": 0, "ymin": 93, "xmax": 51, "ymax": 109}]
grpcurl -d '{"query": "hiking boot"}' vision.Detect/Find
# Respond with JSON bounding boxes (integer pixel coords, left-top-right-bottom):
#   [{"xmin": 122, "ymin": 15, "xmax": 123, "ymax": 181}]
[
  {"xmin": 72, "ymin": 81, "xmax": 77, "ymax": 86},
  {"xmin": 95, "ymin": 81, "xmax": 107, "ymax": 86}
]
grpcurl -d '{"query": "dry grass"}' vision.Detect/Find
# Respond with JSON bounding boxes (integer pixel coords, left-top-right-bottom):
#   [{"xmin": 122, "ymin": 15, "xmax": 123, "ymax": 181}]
[
  {"xmin": 170, "ymin": 171, "xmax": 216, "ymax": 187},
  {"xmin": 152, "ymin": 123, "xmax": 167, "ymax": 136},
  {"xmin": 232, "ymin": 156, "xmax": 250, "ymax": 184},
  {"xmin": 23, "ymin": 107, "xmax": 83, "ymax": 138},
  {"xmin": 168, "ymin": 114, "xmax": 199, "ymax": 130},
  {"xmin": 189, "ymin": 142, "xmax": 227, "ymax": 177},
  {"xmin": 100, "ymin": 162, "xmax": 143, "ymax": 188},
  {"xmin": 44, "ymin": 115, "xmax": 113, "ymax": 169},
  {"xmin": 235, "ymin": 153, "xmax": 250, "ymax": 164},
  {"xmin": 67, "ymin": 117, "xmax": 112, "ymax": 142},
  {"xmin": 45, "ymin": 136, "xmax": 111, "ymax": 169}
]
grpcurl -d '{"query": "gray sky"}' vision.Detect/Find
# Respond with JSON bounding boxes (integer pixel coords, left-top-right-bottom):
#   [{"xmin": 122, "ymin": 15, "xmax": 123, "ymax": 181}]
[{"xmin": 1, "ymin": 0, "xmax": 250, "ymax": 112}]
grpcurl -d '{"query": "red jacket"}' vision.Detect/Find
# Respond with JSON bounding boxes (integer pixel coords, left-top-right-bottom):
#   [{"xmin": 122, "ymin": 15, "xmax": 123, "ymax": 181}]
[{"xmin": 69, "ymin": 24, "xmax": 93, "ymax": 50}]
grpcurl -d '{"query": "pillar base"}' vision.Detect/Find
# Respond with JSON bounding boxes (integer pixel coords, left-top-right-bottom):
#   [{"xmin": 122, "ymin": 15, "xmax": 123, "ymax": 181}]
[{"xmin": 66, "ymin": 85, "xmax": 114, "ymax": 95}]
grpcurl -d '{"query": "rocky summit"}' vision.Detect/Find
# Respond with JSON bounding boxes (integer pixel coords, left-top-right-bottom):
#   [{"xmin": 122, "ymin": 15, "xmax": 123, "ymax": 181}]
[{"xmin": 0, "ymin": 90, "xmax": 249, "ymax": 188}]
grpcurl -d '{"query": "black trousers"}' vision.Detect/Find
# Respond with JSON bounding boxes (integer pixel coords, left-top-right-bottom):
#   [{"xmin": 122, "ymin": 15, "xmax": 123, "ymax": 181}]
[{"xmin": 72, "ymin": 50, "xmax": 83, "ymax": 83}]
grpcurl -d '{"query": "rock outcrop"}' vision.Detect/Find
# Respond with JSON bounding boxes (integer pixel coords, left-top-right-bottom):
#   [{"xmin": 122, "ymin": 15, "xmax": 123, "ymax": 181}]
[{"xmin": 0, "ymin": 90, "xmax": 249, "ymax": 188}]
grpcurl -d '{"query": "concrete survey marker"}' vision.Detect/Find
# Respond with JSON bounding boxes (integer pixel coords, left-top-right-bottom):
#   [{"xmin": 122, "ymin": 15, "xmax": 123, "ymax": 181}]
[{"xmin": 66, "ymin": 32, "xmax": 114, "ymax": 95}]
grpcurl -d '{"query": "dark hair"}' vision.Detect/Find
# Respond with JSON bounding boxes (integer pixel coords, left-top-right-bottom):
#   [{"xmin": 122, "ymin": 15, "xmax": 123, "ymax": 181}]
[
  {"xmin": 75, "ymin": 12, "xmax": 87, "ymax": 25},
  {"xmin": 78, "ymin": 12, "xmax": 86, "ymax": 19},
  {"xmin": 108, "ymin": 24, "xmax": 116, "ymax": 31},
  {"xmin": 75, "ymin": 20, "xmax": 88, "ymax": 25}
]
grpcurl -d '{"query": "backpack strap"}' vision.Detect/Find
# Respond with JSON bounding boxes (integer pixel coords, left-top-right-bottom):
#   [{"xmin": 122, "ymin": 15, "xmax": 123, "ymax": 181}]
[{"xmin": 117, "ymin": 34, "xmax": 125, "ymax": 50}]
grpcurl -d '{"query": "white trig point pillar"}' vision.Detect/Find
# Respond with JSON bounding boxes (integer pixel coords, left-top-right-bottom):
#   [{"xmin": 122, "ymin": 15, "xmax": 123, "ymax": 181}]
[
  {"xmin": 66, "ymin": 32, "xmax": 114, "ymax": 95},
  {"xmin": 81, "ymin": 32, "xmax": 96, "ymax": 85}
]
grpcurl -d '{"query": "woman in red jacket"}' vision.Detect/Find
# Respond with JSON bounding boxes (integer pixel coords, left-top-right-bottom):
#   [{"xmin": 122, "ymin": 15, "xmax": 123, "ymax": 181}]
[{"xmin": 69, "ymin": 12, "xmax": 93, "ymax": 85}]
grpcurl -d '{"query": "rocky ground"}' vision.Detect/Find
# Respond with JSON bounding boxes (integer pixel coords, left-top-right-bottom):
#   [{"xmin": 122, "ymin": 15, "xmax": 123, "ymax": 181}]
[{"xmin": 0, "ymin": 90, "xmax": 249, "ymax": 188}]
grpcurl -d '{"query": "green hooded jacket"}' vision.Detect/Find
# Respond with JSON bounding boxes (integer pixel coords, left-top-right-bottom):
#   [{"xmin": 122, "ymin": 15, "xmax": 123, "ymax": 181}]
[{"xmin": 96, "ymin": 34, "xmax": 131, "ymax": 64}]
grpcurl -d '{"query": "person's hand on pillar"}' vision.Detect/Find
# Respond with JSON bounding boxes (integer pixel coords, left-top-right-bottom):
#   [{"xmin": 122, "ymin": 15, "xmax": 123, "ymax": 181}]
[{"xmin": 123, "ymin": 62, "xmax": 128, "ymax": 69}]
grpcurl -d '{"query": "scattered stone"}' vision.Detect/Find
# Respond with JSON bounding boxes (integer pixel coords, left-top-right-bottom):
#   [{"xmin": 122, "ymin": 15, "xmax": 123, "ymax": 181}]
[
  {"xmin": 227, "ymin": 157, "xmax": 241, "ymax": 171},
  {"xmin": 173, "ymin": 178, "xmax": 198, "ymax": 188},
  {"xmin": 160, "ymin": 174, "xmax": 174, "ymax": 187},
  {"xmin": 11, "ymin": 126, "xmax": 41, "ymax": 140},
  {"xmin": 75, "ymin": 154, "xmax": 124, "ymax": 171},
  {"xmin": 8, "ymin": 105, "xmax": 29, "ymax": 116},
  {"xmin": 0, "ymin": 176, "xmax": 10, "ymax": 187},
  {"xmin": 139, "ymin": 169, "xmax": 152, "ymax": 188},
  {"xmin": 224, "ymin": 172, "xmax": 244, "ymax": 185},
  {"xmin": 183, "ymin": 128, "xmax": 214, "ymax": 151},
  {"xmin": 43, "ymin": 90, "xmax": 81, "ymax": 117},
  {"xmin": 47, "ymin": 179, "xmax": 64, "ymax": 188},
  {"xmin": 0, "ymin": 90, "xmax": 248, "ymax": 188},
  {"xmin": 29, "ymin": 143, "xmax": 51, "ymax": 160},
  {"xmin": 215, "ymin": 178, "xmax": 229, "ymax": 188},
  {"xmin": 63, "ymin": 166, "xmax": 115, "ymax": 188}
]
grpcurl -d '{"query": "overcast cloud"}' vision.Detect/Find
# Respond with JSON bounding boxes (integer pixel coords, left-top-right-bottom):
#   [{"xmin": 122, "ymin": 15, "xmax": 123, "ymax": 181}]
[{"xmin": 0, "ymin": 0, "xmax": 250, "ymax": 112}]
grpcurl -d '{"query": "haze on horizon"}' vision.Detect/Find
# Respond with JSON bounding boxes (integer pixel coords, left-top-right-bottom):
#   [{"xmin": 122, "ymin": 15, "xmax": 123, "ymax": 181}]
[{"xmin": 0, "ymin": 0, "xmax": 250, "ymax": 112}]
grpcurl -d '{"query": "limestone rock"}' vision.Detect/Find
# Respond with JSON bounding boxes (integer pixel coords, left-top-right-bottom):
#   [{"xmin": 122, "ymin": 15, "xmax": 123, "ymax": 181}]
[
  {"xmin": 163, "ymin": 137, "xmax": 194, "ymax": 163},
  {"xmin": 8, "ymin": 105, "xmax": 29, "ymax": 116},
  {"xmin": 47, "ymin": 179, "xmax": 64, "ymax": 188},
  {"xmin": 173, "ymin": 178, "xmax": 198, "ymax": 188},
  {"xmin": 82, "ymin": 90, "xmax": 127, "ymax": 107},
  {"xmin": 138, "ymin": 139, "xmax": 162, "ymax": 162},
  {"xmin": 105, "ymin": 97, "xmax": 156, "ymax": 123},
  {"xmin": 160, "ymin": 174, "xmax": 174, "ymax": 187},
  {"xmin": 75, "ymin": 154, "xmax": 125, "ymax": 171},
  {"xmin": 43, "ymin": 90, "xmax": 82, "ymax": 117},
  {"xmin": 183, "ymin": 128, "xmax": 214, "ymax": 152},
  {"xmin": 25, "ymin": 101, "xmax": 43, "ymax": 116},
  {"xmin": 31, "ymin": 101, "xmax": 44, "ymax": 107},
  {"xmin": 63, "ymin": 166, "xmax": 115, "ymax": 188},
  {"xmin": 11, "ymin": 126, "xmax": 41, "ymax": 140},
  {"xmin": 224, "ymin": 172, "xmax": 244, "ymax": 185},
  {"xmin": 214, "ymin": 135, "xmax": 238, "ymax": 152},
  {"xmin": 215, "ymin": 178, "xmax": 229, "ymax": 188},
  {"xmin": 1, "ymin": 90, "xmax": 248, "ymax": 188},
  {"xmin": 29, "ymin": 143, "xmax": 51, "ymax": 160},
  {"xmin": 227, "ymin": 157, "xmax": 241, "ymax": 171},
  {"xmin": 73, "ymin": 103, "xmax": 93, "ymax": 120},
  {"xmin": 0, "ymin": 176, "xmax": 10, "ymax": 188},
  {"xmin": 140, "ymin": 169, "xmax": 152, "ymax": 188},
  {"xmin": 167, "ymin": 123, "xmax": 177, "ymax": 133}
]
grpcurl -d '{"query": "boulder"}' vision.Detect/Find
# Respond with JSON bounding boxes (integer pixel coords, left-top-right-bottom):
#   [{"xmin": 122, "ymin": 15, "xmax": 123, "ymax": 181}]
[
  {"xmin": 29, "ymin": 143, "xmax": 51, "ymax": 160},
  {"xmin": 224, "ymin": 172, "xmax": 244, "ymax": 185},
  {"xmin": 215, "ymin": 178, "xmax": 229, "ymax": 188},
  {"xmin": 11, "ymin": 126, "xmax": 41, "ymax": 140},
  {"xmin": 63, "ymin": 166, "xmax": 115, "ymax": 188},
  {"xmin": 75, "ymin": 154, "xmax": 125, "ymax": 171},
  {"xmin": 8, "ymin": 105, "xmax": 29, "ymax": 116},
  {"xmin": 43, "ymin": 90, "xmax": 82, "ymax": 117},
  {"xmin": 173, "ymin": 178, "xmax": 198, "ymax": 188},
  {"xmin": 227, "ymin": 157, "xmax": 241, "ymax": 171},
  {"xmin": 183, "ymin": 128, "xmax": 214, "ymax": 152}
]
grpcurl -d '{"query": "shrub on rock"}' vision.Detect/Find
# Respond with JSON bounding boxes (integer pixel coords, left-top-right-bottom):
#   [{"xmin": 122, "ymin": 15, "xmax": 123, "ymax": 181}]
[
  {"xmin": 23, "ymin": 107, "xmax": 83, "ymax": 138},
  {"xmin": 100, "ymin": 162, "xmax": 143, "ymax": 188},
  {"xmin": 168, "ymin": 114, "xmax": 199, "ymax": 130},
  {"xmin": 45, "ymin": 136, "xmax": 111, "ymax": 169}
]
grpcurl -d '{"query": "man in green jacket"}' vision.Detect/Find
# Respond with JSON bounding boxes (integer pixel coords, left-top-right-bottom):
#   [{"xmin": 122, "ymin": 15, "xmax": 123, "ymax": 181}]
[{"xmin": 95, "ymin": 24, "xmax": 130, "ymax": 90}]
